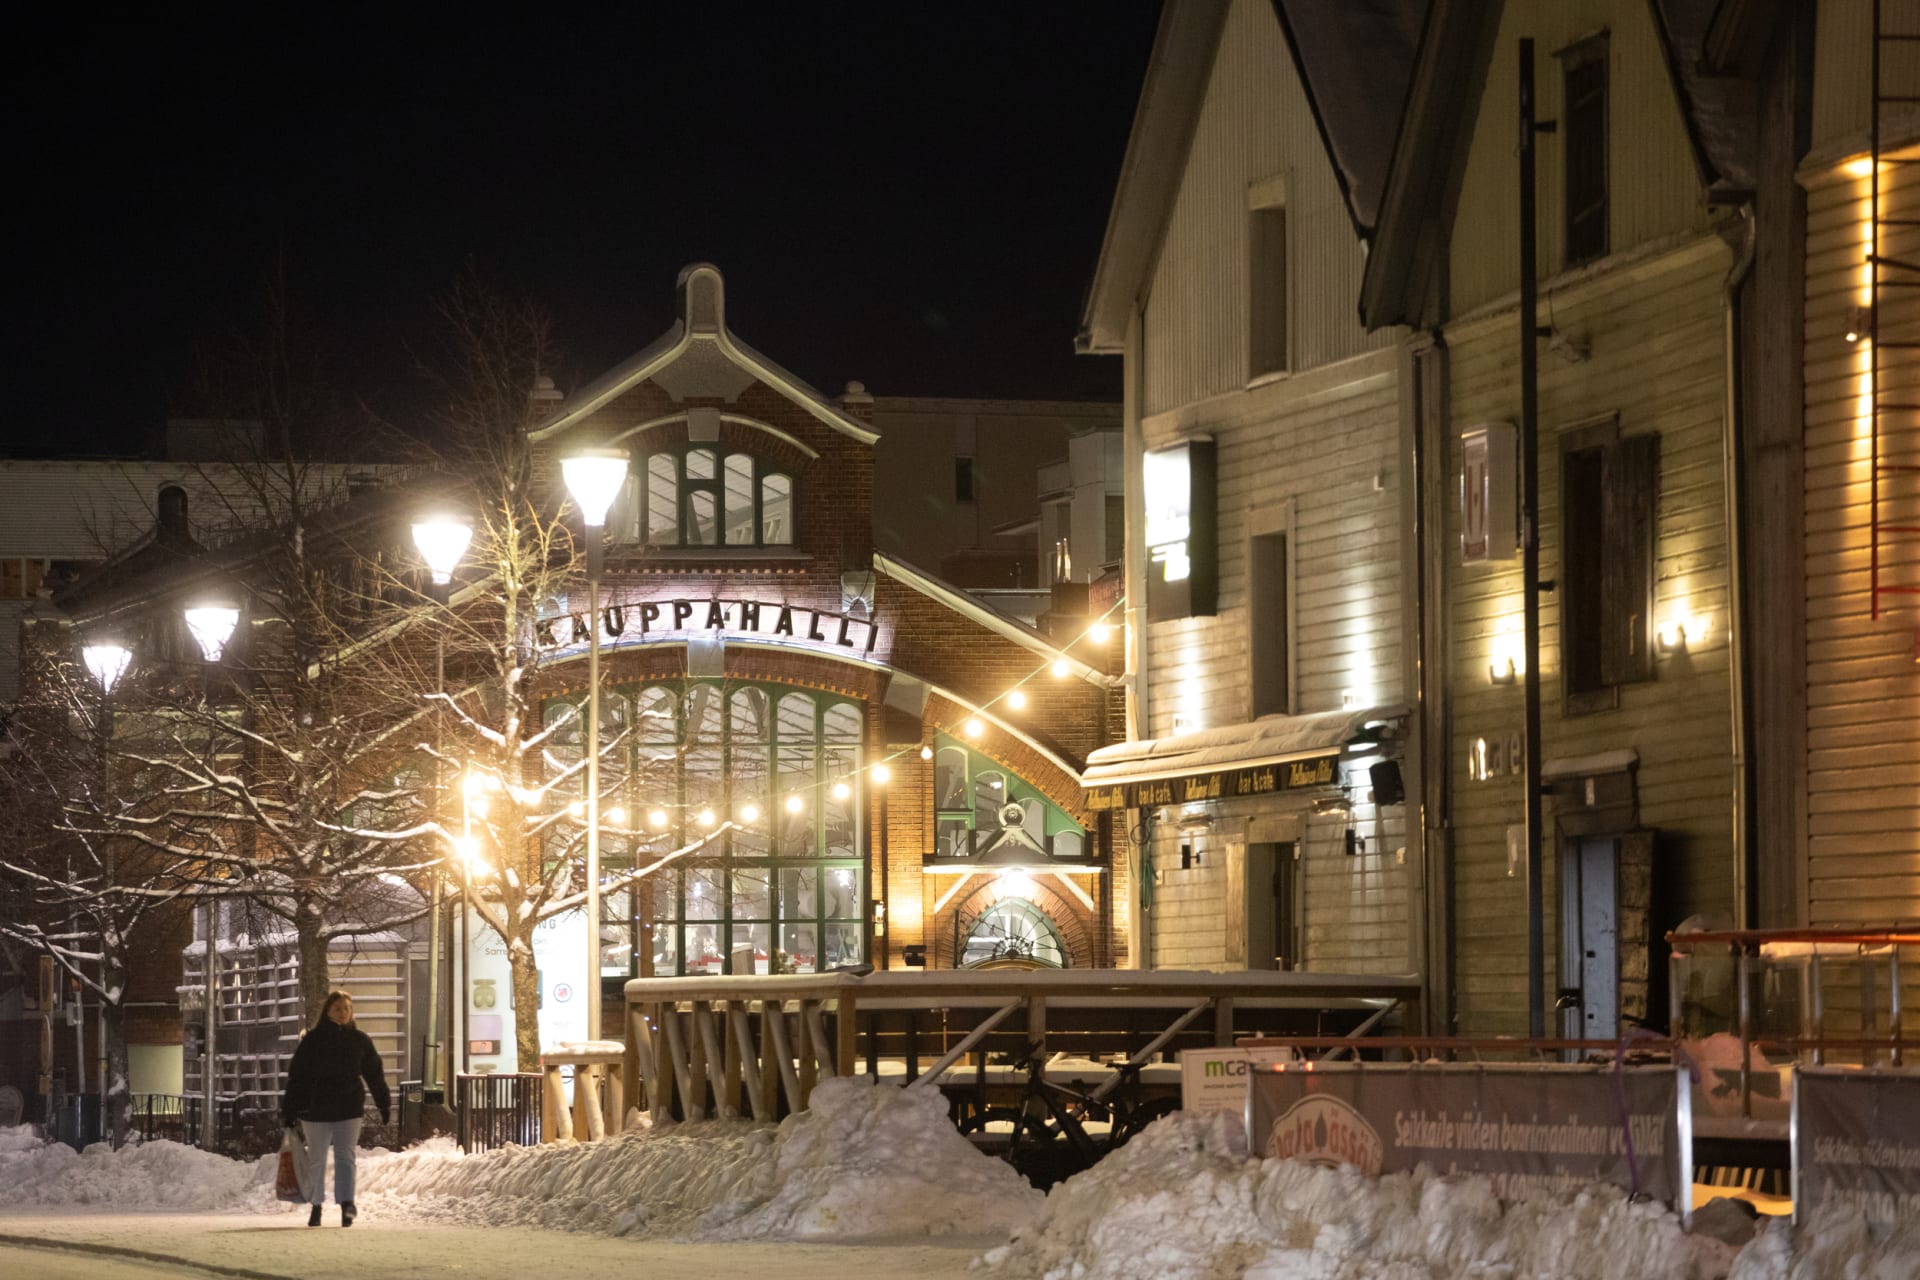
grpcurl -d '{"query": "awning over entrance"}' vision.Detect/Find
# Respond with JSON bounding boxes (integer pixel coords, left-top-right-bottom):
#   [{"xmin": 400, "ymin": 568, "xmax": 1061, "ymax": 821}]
[{"xmin": 1082, "ymin": 705, "xmax": 1407, "ymax": 811}]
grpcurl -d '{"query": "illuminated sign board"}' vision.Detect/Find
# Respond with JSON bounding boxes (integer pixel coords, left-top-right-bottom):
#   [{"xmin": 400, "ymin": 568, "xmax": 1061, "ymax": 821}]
[
  {"xmin": 1086, "ymin": 751, "xmax": 1339, "ymax": 811},
  {"xmin": 535, "ymin": 597, "xmax": 882, "ymax": 657},
  {"xmin": 1143, "ymin": 440, "xmax": 1217, "ymax": 620}
]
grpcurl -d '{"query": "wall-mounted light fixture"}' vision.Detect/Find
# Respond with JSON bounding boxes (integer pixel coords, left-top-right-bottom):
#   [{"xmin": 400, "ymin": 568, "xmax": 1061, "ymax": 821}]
[
  {"xmin": 1657, "ymin": 616, "xmax": 1707, "ymax": 654},
  {"xmin": 1488, "ymin": 656, "xmax": 1518, "ymax": 685},
  {"xmin": 1846, "ymin": 303, "xmax": 1873, "ymax": 344}
]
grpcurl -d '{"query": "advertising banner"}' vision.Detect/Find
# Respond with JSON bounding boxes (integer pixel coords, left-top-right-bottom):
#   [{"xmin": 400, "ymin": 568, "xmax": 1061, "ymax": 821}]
[
  {"xmin": 463, "ymin": 907, "xmax": 589, "ymax": 1092},
  {"xmin": 1180, "ymin": 1047, "xmax": 1296, "ymax": 1121},
  {"xmin": 1793, "ymin": 1067, "xmax": 1920, "ymax": 1226},
  {"xmin": 1247, "ymin": 1064, "xmax": 1681, "ymax": 1205}
]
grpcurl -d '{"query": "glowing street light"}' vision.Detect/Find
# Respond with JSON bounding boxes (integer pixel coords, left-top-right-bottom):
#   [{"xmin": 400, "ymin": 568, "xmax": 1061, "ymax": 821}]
[
  {"xmin": 82, "ymin": 643, "xmax": 133, "ymax": 694},
  {"xmin": 183, "ymin": 600, "xmax": 241, "ymax": 663},
  {"xmin": 411, "ymin": 514, "xmax": 473, "ymax": 587}
]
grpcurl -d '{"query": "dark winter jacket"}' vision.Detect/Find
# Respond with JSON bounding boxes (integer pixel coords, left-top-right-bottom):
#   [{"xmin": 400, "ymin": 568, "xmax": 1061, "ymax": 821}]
[{"xmin": 281, "ymin": 1019, "xmax": 391, "ymax": 1126}]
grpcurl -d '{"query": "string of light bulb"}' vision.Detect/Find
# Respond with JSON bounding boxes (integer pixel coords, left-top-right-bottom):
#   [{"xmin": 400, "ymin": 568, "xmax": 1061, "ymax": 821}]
[{"xmin": 446, "ymin": 596, "xmax": 1123, "ymax": 843}]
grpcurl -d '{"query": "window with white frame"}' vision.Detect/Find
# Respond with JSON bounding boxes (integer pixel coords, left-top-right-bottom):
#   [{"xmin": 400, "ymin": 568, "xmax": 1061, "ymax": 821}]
[{"xmin": 623, "ymin": 447, "xmax": 794, "ymax": 548}]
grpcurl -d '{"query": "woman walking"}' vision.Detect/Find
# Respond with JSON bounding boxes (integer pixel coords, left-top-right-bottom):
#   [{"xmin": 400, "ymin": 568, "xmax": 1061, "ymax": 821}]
[{"xmin": 280, "ymin": 990, "xmax": 391, "ymax": 1227}]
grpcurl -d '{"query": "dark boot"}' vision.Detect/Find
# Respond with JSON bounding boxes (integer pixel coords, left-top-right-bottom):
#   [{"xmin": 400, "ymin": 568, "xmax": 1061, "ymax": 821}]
[
  {"xmin": 308, "ymin": 1204, "xmax": 323, "ymax": 1227},
  {"xmin": 341, "ymin": 1202, "xmax": 356, "ymax": 1228}
]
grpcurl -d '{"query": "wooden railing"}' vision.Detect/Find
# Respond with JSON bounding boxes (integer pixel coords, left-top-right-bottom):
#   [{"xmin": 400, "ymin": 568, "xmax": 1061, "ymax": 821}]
[{"xmin": 613, "ymin": 968, "xmax": 1419, "ymax": 1129}]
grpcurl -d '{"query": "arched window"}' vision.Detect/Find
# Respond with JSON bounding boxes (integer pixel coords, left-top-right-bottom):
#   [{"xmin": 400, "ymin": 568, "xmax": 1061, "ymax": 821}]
[
  {"xmin": 930, "ymin": 734, "xmax": 1089, "ymax": 863},
  {"xmin": 633, "ymin": 446, "xmax": 795, "ymax": 548},
  {"xmin": 960, "ymin": 898, "xmax": 1066, "ymax": 968},
  {"xmin": 545, "ymin": 680, "xmax": 865, "ymax": 979}
]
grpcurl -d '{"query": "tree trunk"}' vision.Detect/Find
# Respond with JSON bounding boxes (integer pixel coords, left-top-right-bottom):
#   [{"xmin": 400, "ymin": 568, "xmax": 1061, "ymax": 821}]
[
  {"xmin": 297, "ymin": 921, "xmax": 331, "ymax": 1026},
  {"xmin": 103, "ymin": 996, "xmax": 130, "ymax": 1149},
  {"xmin": 509, "ymin": 933, "xmax": 542, "ymax": 1073}
]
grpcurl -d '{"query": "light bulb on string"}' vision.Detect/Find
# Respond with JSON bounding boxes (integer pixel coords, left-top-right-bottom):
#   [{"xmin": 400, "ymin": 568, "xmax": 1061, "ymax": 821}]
[
  {"xmin": 871, "ymin": 763, "xmax": 891, "ymax": 785},
  {"xmin": 1088, "ymin": 621, "xmax": 1112, "ymax": 644},
  {"xmin": 607, "ymin": 805, "xmax": 627, "ymax": 826},
  {"xmin": 696, "ymin": 808, "xmax": 716, "ymax": 828},
  {"xmin": 648, "ymin": 808, "xmax": 668, "ymax": 830},
  {"xmin": 964, "ymin": 717, "xmax": 984, "ymax": 739},
  {"xmin": 831, "ymin": 781, "xmax": 851, "ymax": 801},
  {"xmin": 785, "ymin": 794, "xmax": 805, "ymax": 814},
  {"xmin": 1006, "ymin": 689, "xmax": 1027, "ymax": 710},
  {"xmin": 1050, "ymin": 658, "xmax": 1071, "ymax": 678},
  {"xmin": 920, "ymin": 745, "xmax": 933, "ymax": 761},
  {"xmin": 740, "ymin": 802, "xmax": 761, "ymax": 824}
]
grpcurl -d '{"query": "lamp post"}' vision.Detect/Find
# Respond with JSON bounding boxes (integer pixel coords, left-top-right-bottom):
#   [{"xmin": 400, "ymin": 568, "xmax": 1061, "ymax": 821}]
[
  {"xmin": 79, "ymin": 640, "xmax": 131, "ymax": 1143},
  {"xmin": 183, "ymin": 597, "xmax": 238, "ymax": 1150},
  {"xmin": 411, "ymin": 513, "xmax": 472, "ymax": 1105},
  {"xmin": 561, "ymin": 448, "xmax": 629, "ymax": 1046}
]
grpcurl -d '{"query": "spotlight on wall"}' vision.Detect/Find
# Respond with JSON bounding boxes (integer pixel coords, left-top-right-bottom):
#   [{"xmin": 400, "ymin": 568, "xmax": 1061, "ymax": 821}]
[{"xmin": 1846, "ymin": 303, "xmax": 1873, "ymax": 344}]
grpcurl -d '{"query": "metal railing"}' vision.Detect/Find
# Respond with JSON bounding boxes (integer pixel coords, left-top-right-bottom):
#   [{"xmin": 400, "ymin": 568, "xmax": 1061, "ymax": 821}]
[
  {"xmin": 454, "ymin": 1072, "xmax": 541, "ymax": 1153},
  {"xmin": 1668, "ymin": 928, "xmax": 1919, "ymax": 1123}
]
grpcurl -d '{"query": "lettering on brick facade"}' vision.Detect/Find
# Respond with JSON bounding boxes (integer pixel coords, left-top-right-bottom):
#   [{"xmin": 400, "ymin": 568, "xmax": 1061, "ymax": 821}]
[{"xmin": 536, "ymin": 597, "xmax": 883, "ymax": 660}]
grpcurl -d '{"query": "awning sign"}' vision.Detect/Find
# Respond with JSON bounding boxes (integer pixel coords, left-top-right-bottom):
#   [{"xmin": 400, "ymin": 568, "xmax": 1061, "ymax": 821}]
[
  {"xmin": 1794, "ymin": 1067, "xmax": 1920, "ymax": 1226},
  {"xmin": 1086, "ymin": 752, "xmax": 1338, "ymax": 812},
  {"xmin": 1247, "ymin": 1064, "xmax": 1682, "ymax": 1205}
]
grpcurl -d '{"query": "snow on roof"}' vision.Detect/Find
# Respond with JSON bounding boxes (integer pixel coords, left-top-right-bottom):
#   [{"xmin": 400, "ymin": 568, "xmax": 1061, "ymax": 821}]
[{"xmin": 1084, "ymin": 704, "xmax": 1408, "ymax": 784}]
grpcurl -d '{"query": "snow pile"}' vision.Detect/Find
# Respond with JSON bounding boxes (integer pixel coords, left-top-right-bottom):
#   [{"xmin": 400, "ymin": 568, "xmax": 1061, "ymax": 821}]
[
  {"xmin": 978, "ymin": 1111, "xmax": 1737, "ymax": 1280},
  {"xmin": 0, "ymin": 1132, "xmax": 274, "ymax": 1211},
  {"xmin": 1729, "ymin": 1203, "xmax": 1920, "ymax": 1280},
  {"xmin": 0, "ymin": 1126, "xmax": 42, "ymax": 1155},
  {"xmin": 357, "ymin": 1076, "xmax": 1039, "ymax": 1241}
]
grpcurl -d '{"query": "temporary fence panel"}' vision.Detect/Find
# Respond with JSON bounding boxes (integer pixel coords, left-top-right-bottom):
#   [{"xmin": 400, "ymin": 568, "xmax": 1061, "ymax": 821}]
[
  {"xmin": 1791, "ymin": 1065, "xmax": 1920, "ymax": 1226},
  {"xmin": 1246, "ymin": 1062, "xmax": 1685, "ymax": 1207}
]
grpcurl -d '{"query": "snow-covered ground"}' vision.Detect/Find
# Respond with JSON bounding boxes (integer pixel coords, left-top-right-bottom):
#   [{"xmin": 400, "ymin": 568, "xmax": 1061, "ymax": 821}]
[{"xmin": 3, "ymin": 1087, "xmax": 1916, "ymax": 1278}]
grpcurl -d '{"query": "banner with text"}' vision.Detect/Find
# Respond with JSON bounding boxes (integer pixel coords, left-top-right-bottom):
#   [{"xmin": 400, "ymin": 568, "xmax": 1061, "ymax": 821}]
[
  {"xmin": 1247, "ymin": 1064, "xmax": 1681, "ymax": 1205},
  {"xmin": 1794, "ymin": 1067, "xmax": 1920, "ymax": 1227}
]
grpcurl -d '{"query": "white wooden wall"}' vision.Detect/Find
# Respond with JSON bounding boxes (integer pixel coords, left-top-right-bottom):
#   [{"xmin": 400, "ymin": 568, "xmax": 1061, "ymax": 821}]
[
  {"xmin": 1441, "ymin": 237, "xmax": 1735, "ymax": 1034},
  {"xmin": 1140, "ymin": 0, "xmax": 1392, "ymax": 416},
  {"xmin": 1445, "ymin": 0, "xmax": 1711, "ymax": 321}
]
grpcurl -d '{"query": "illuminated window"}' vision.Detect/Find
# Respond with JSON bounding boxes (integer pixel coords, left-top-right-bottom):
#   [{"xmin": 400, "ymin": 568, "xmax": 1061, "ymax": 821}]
[
  {"xmin": 628, "ymin": 447, "xmax": 794, "ymax": 548},
  {"xmin": 546, "ymin": 680, "xmax": 865, "ymax": 978},
  {"xmin": 930, "ymin": 734, "xmax": 1087, "ymax": 862}
]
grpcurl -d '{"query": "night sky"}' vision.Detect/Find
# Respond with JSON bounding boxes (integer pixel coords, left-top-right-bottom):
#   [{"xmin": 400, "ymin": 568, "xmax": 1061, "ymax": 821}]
[{"xmin": 9, "ymin": 3, "xmax": 1161, "ymax": 457}]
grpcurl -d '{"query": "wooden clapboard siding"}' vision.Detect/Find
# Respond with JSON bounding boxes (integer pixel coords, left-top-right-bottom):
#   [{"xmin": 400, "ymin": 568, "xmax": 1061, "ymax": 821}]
[
  {"xmin": 1446, "ymin": 1, "xmax": 1712, "ymax": 322},
  {"xmin": 1140, "ymin": 0, "xmax": 1392, "ymax": 416},
  {"xmin": 1443, "ymin": 235, "xmax": 1737, "ymax": 1035},
  {"xmin": 1800, "ymin": 151, "xmax": 1920, "ymax": 927},
  {"xmin": 1811, "ymin": 0, "xmax": 1920, "ymax": 154},
  {"xmin": 1140, "ymin": 350, "xmax": 1401, "ymax": 738}
]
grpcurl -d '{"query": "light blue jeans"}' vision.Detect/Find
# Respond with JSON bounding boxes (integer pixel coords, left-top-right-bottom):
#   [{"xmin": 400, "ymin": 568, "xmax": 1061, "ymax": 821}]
[{"xmin": 300, "ymin": 1118, "xmax": 362, "ymax": 1205}]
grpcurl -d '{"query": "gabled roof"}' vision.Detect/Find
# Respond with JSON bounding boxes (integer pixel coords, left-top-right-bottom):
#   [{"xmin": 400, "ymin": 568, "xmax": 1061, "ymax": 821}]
[
  {"xmin": 1270, "ymin": 1, "xmax": 1429, "ymax": 238},
  {"xmin": 529, "ymin": 264, "xmax": 879, "ymax": 446},
  {"xmin": 1078, "ymin": 0, "xmax": 1232, "ymax": 354},
  {"xmin": 1078, "ymin": 1, "xmax": 1427, "ymax": 354},
  {"xmin": 1357, "ymin": 0, "xmax": 1505, "ymax": 330},
  {"xmin": 1650, "ymin": 0, "xmax": 1767, "ymax": 201}
]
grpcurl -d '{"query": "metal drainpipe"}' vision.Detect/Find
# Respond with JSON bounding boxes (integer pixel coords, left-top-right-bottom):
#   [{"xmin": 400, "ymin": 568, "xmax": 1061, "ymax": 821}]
[{"xmin": 1722, "ymin": 208, "xmax": 1757, "ymax": 929}]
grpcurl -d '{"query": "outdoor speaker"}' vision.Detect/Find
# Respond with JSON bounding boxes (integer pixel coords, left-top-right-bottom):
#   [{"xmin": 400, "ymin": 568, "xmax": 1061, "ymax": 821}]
[{"xmin": 1369, "ymin": 760, "xmax": 1405, "ymax": 806}]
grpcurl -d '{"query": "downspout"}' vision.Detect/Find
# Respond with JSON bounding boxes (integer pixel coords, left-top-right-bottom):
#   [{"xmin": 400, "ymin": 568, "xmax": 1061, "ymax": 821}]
[
  {"xmin": 1123, "ymin": 302, "xmax": 1152, "ymax": 969},
  {"xmin": 1722, "ymin": 208, "xmax": 1757, "ymax": 929}
]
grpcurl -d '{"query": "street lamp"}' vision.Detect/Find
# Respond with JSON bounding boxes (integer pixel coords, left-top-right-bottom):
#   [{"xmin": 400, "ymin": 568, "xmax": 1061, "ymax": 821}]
[
  {"xmin": 79, "ymin": 637, "xmax": 131, "ymax": 1144},
  {"xmin": 561, "ymin": 447, "xmax": 628, "ymax": 1046},
  {"xmin": 412, "ymin": 512, "xmax": 472, "ymax": 1104},
  {"xmin": 180, "ymin": 598, "xmax": 236, "ymax": 1150},
  {"xmin": 183, "ymin": 601, "xmax": 241, "ymax": 663}
]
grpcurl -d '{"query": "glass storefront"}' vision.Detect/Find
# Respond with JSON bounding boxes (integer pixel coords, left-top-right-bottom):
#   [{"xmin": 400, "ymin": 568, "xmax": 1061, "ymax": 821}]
[{"xmin": 545, "ymin": 680, "xmax": 866, "ymax": 978}]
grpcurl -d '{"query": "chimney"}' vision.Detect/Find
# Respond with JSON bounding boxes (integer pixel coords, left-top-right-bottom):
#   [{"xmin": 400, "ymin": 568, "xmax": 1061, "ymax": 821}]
[
  {"xmin": 839, "ymin": 379, "xmax": 874, "ymax": 424},
  {"xmin": 529, "ymin": 375, "xmax": 564, "ymax": 424}
]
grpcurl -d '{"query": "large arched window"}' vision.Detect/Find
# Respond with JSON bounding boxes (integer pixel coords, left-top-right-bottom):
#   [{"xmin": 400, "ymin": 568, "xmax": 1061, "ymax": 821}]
[
  {"xmin": 626, "ymin": 447, "xmax": 794, "ymax": 548},
  {"xmin": 546, "ymin": 680, "xmax": 864, "ymax": 978},
  {"xmin": 959, "ymin": 898, "xmax": 1066, "ymax": 968}
]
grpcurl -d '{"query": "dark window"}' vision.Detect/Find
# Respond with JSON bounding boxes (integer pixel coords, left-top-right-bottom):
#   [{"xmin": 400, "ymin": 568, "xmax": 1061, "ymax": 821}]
[
  {"xmin": 1249, "ymin": 531, "xmax": 1290, "ymax": 717},
  {"xmin": 1249, "ymin": 206, "xmax": 1289, "ymax": 377},
  {"xmin": 1560, "ymin": 428, "xmax": 1655, "ymax": 704},
  {"xmin": 955, "ymin": 457, "xmax": 975, "ymax": 504},
  {"xmin": 1563, "ymin": 37, "xmax": 1609, "ymax": 267},
  {"xmin": 1103, "ymin": 494, "xmax": 1125, "ymax": 566}
]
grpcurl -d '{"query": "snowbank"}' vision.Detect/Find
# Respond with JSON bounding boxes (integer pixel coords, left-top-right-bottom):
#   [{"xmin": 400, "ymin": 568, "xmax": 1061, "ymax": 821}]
[
  {"xmin": 356, "ymin": 1076, "xmax": 1040, "ymax": 1241},
  {"xmin": 1729, "ymin": 1204, "xmax": 1920, "ymax": 1280},
  {"xmin": 0, "ymin": 1130, "xmax": 274, "ymax": 1211},
  {"xmin": 978, "ymin": 1112, "xmax": 1739, "ymax": 1280}
]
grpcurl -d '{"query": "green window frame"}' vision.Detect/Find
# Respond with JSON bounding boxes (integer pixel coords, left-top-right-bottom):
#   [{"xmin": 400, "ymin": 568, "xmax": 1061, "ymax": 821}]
[
  {"xmin": 544, "ymin": 680, "xmax": 864, "ymax": 979},
  {"xmin": 931, "ymin": 733, "xmax": 1086, "ymax": 861},
  {"xmin": 634, "ymin": 446, "xmax": 795, "ymax": 548}
]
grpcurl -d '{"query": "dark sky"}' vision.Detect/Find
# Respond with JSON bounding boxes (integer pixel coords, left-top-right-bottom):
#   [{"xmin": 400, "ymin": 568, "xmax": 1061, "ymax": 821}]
[{"xmin": 9, "ymin": 3, "xmax": 1161, "ymax": 456}]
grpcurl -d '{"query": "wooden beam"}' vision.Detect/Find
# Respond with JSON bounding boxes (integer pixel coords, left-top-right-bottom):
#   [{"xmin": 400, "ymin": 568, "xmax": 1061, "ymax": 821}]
[{"xmin": 730, "ymin": 1003, "xmax": 770, "ymax": 1121}]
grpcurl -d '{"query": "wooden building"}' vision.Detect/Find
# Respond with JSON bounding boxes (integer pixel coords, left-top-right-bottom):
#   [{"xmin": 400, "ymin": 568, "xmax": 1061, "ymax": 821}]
[{"xmin": 1076, "ymin": 0, "xmax": 1427, "ymax": 985}]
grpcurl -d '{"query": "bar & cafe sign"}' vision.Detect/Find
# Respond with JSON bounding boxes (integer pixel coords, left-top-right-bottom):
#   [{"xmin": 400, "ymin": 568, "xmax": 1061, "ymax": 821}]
[{"xmin": 1086, "ymin": 751, "xmax": 1339, "ymax": 812}]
